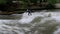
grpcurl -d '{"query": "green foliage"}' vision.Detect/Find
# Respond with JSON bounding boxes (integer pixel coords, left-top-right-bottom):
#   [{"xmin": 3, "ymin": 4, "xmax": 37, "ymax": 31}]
[
  {"xmin": 18, "ymin": 0, "xmax": 37, "ymax": 3},
  {"xmin": 18, "ymin": 0, "xmax": 28, "ymax": 2},
  {"xmin": 0, "ymin": 0, "xmax": 7, "ymax": 4},
  {"xmin": 30, "ymin": 0, "xmax": 37, "ymax": 3},
  {"xmin": 46, "ymin": 3, "xmax": 55, "ymax": 9},
  {"xmin": 56, "ymin": 0, "xmax": 60, "ymax": 3},
  {"xmin": 47, "ymin": 0, "xmax": 56, "ymax": 4}
]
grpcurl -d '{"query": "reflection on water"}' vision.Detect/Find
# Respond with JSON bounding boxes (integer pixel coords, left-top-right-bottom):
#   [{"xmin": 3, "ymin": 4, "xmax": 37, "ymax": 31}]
[{"xmin": 0, "ymin": 10, "xmax": 60, "ymax": 34}]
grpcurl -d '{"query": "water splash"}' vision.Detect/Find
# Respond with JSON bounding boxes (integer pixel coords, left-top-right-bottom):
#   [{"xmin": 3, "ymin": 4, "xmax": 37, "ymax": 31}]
[{"xmin": 0, "ymin": 10, "xmax": 59, "ymax": 34}]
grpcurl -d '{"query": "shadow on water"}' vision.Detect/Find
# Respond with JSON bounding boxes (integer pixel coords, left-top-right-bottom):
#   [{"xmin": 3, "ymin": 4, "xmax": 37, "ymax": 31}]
[{"xmin": 0, "ymin": 14, "xmax": 22, "ymax": 20}]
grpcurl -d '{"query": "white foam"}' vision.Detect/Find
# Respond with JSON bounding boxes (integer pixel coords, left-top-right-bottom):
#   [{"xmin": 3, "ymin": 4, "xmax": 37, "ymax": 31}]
[
  {"xmin": 0, "ymin": 11, "xmax": 60, "ymax": 34},
  {"xmin": 18, "ymin": 12, "xmax": 46, "ymax": 24},
  {"xmin": 0, "ymin": 12, "xmax": 60, "ymax": 24},
  {"xmin": 53, "ymin": 27, "xmax": 60, "ymax": 34},
  {"xmin": 50, "ymin": 12, "xmax": 60, "ymax": 22}
]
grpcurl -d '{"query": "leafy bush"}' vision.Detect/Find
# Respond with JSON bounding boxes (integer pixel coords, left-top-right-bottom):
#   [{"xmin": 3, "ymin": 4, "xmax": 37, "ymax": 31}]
[
  {"xmin": 46, "ymin": 3, "xmax": 55, "ymax": 9},
  {"xmin": 47, "ymin": 0, "xmax": 56, "ymax": 4},
  {"xmin": 0, "ymin": 0, "xmax": 7, "ymax": 4}
]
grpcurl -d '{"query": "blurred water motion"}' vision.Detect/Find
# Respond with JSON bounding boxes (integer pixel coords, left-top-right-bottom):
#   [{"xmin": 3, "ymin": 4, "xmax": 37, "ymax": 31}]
[{"xmin": 0, "ymin": 10, "xmax": 60, "ymax": 34}]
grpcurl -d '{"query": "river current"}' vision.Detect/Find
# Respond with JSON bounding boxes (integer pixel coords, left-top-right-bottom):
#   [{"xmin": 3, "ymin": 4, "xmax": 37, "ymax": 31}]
[{"xmin": 0, "ymin": 10, "xmax": 60, "ymax": 34}]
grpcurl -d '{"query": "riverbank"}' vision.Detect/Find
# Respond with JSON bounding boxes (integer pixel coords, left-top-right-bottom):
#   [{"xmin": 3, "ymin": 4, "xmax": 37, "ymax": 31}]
[{"xmin": 55, "ymin": 3, "xmax": 60, "ymax": 8}]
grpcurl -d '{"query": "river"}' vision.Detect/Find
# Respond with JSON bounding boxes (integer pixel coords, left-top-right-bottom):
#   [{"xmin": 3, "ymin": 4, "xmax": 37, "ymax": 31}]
[{"xmin": 0, "ymin": 10, "xmax": 60, "ymax": 34}]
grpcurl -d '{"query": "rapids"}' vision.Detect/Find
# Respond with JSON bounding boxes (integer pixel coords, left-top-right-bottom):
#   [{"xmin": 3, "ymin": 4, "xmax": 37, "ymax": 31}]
[{"xmin": 0, "ymin": 10, "xmax": 60, "ymax": 34}]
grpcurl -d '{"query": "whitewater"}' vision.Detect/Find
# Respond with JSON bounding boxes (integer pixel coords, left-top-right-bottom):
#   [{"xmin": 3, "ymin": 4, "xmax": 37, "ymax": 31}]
[{"xmin": 0, "ymin": 10, "xmax": 60, "ymax": 34}]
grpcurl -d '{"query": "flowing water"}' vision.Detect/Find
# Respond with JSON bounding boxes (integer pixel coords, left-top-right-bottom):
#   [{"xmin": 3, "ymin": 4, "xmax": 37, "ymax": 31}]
[{"xmin": 0, "ymin": 10, "xmax": 60, "ymax": 34}]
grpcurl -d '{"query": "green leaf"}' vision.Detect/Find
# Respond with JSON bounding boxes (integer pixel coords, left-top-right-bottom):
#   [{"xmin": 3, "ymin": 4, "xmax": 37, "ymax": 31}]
[{"xmin": 0, "ymin": 0, "xmax": 7, "ymax": 4}]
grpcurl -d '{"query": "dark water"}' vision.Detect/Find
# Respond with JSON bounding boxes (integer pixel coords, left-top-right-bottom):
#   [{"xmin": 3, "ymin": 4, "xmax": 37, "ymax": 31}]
[{"xmin": 0, "ymin": 10, "xmax": 60, "ymax": 34}]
